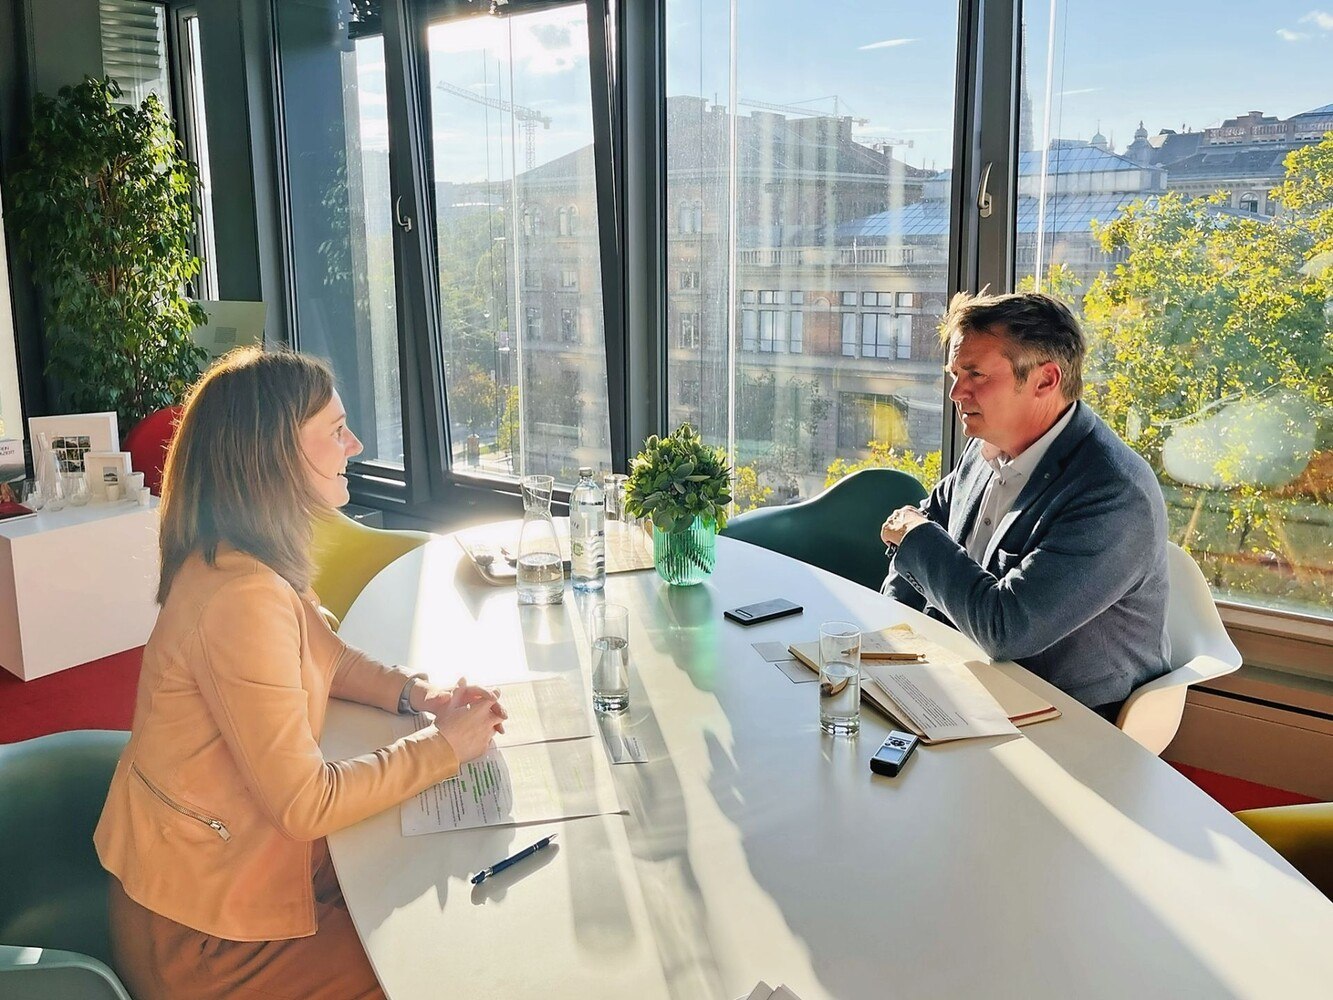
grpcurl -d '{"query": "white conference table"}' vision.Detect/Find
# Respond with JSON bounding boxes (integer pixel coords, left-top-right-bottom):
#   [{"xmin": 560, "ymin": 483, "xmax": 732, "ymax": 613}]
[{"xmin": 322, "ymin": 530, "xmax": 1333, "ymax": 1000}]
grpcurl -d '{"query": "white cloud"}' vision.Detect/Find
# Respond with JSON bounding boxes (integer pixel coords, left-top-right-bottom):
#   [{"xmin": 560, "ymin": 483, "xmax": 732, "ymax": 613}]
[
  {"xmin": 858, "ymin": 38, "xmax": 917, "ymax": 51},
  {"xmin": 1277, "ymin": 28, "xmax": 1311, "ymax": 40},
  {"xmin": 427, "ymin": 11, "xmax": 589, "ymax": 77},
  {"xmin": 1299, "ymin": 10, "xmax": 1333, "ymax": 29}
]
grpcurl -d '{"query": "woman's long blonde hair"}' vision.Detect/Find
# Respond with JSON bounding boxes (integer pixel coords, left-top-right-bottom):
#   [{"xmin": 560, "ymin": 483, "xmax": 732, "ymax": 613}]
[{"xmin": 157, "ymin": 347, "xmax": 335, "ymax": 603}]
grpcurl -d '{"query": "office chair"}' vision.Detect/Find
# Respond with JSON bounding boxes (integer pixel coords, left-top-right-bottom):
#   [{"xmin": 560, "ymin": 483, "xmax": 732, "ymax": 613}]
[
  {"xmin": 120, "ymin": 406, "xmax": 183, "ymax": 496},
  {"xmin": 311, "ymin": 510, "xmax": 432, "ymax": 629},
  {"xmin": 1115, "ymin": 543, "xmax": 1242, "ymax": 755},
  {"xmin": 1234, "ymin": 802, "xmax": 1333, "ymax": 900},
  {"xmin": 721, "ymin": 468, "xmax": 928, "ymax": 591},
  {"xmin": 0, "ymin": 730, "xmax": 134, "ymax": 1000}
]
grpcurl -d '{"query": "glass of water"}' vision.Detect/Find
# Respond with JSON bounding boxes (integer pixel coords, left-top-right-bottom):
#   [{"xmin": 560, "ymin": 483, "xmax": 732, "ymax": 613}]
[
  {"xmin": 819, "ymin": 621, "xmax": 861, "ymax": 736},
  {"xmin": 591, "ymin": 603, "xmax": 630, "ymax": 713},
  {"xmin": 603, "ymin": 473, "xmax": 628, "ymax": 521}
]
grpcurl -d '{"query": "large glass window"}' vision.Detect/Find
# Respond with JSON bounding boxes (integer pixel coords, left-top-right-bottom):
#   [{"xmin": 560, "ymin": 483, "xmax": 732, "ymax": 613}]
[
  {"xmin": 665, "ymin": 1, "xmax": 958, "ymax": 507},
  {"xmin": 275, "ymin": 2, "xmax": 404, "ymax": 466},
  {"xmin": 1021, "ymin": 1, "xmax": 1332, "ymax": 619},
  {"xmin": 179, "ymin": 10, "xmax": 218, "ymax": 300},
  {"xmin": 427, "ymin": 3, "xmax": 612, "ymax": 484},
  {"xmin": 100, "ymin": 0, "xmax": 171, "ymax": 111}
]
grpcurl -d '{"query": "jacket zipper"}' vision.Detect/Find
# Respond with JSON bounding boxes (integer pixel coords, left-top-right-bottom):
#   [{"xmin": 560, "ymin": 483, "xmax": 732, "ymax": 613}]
[{"xmin": 131, "ymin": 763, "xmax": 232, "ymax": 842}]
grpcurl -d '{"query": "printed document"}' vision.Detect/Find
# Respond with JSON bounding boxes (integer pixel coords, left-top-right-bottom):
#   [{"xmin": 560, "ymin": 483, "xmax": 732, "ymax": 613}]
[
  {"xmin": 865, "ymin": 659, "xmax": 1019, "ymax": 743},
  {"xmin": 401, "ymin": 739, "xmax": 625, "ymax": 836}
]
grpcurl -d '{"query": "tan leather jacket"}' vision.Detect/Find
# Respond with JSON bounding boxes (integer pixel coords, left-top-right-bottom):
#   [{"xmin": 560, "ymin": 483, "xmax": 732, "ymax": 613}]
[{"xmin": 94, "ymin": 545, "xmax": 458, "ymax": 941}]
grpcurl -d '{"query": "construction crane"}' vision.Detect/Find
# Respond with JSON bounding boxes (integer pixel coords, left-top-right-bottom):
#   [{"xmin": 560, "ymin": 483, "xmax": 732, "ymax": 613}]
[
  {"xmin": 856, "ymin": 135, "xmax": 915, "ymax": 150},
  {"xmin": 436, "ymin": 79, "xmax": 552, "ymax": 171},
  {"xmin": 739, "ymin": 96, "xmax": 868, "ymax": 126}
]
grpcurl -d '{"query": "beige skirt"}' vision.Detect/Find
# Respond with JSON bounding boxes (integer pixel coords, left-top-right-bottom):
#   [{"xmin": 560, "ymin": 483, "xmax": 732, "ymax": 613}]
[{"xmin": 108, "ymin": 839, "xmax": 385, "ymax": 1000}]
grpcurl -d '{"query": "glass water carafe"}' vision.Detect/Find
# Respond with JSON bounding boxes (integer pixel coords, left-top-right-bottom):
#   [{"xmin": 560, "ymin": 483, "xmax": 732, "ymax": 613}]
[{"xmin": 516, "ymin": 475, "xmax": 564, "ymax": 605}]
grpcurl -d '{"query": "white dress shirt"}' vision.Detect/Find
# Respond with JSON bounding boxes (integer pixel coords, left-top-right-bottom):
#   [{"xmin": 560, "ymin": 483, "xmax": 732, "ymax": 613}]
[{"xmin": 964, "ymin": 402, "xmax": 1078, "ymax": 563}]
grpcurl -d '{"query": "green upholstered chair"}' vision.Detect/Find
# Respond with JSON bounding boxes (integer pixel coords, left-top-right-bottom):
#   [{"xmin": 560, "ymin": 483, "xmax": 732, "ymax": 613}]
[
  {"xmin": 0, "ymin": 729, "xmax": 133, "ymax": 1000},
  {"xmin": 721, "ymin": 468, "xmax": 928, "ymax": 591},
  {"xmin": 310, "ymin": 511, "xmax": 432, "ymax": 630}
]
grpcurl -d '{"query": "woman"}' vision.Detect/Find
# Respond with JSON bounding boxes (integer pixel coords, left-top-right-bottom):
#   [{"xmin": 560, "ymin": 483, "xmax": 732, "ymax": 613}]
[{"xmin": 95, "ymin": 348, "xmax": 506, "ymax": 999}]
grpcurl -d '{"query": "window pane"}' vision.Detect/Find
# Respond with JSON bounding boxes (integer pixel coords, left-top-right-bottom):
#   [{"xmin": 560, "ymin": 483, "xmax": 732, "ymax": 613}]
[
  {"xmin": 100, "ymin": 0, "xmax": 170, "ymax": 112},
  {"xmin": 1021, "ymin": 1, "xmax": 1332, "ymax": 619},
  {"xmin": 666, "ymin": 1, "xmax": 957, "ymax": 507},
  {"xmin": 182, "ymin": 13, "xmax": 218, "ymax": 300},
  {"xmin": 276, "ymin": 3, "xmax": 403, "ymax": 466},
  {"xmin": 428, "ymin": 4, "xmax": 611, "ymax": 483}
]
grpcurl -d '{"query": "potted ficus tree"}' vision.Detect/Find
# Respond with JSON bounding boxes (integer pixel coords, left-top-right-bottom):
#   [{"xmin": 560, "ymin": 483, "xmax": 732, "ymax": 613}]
[
  {"xmin": 8, "ymin": 77, "xmax": 206, "ymax": 432},
  {"xmin": 624, "ymin": 423, "xmax": 732, "ymax": 586}
]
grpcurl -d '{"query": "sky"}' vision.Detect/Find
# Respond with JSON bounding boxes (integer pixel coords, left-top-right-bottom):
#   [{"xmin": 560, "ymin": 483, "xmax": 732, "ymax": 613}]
[{"xmin": 354, "ymin": 0, "xmax": 1333, "ymax": 183}]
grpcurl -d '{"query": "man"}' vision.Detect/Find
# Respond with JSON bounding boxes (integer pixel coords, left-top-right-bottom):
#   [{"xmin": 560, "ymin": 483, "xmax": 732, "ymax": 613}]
[{"xmin": 881, "ymin": 291, "xmax": 1170, "ymax": 719}]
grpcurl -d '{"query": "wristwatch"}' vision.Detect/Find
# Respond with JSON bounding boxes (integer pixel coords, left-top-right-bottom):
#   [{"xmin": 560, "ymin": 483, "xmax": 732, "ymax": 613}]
[{"xmin": 396, "ymin": 672, "xmax": 430, "ymax": 715}]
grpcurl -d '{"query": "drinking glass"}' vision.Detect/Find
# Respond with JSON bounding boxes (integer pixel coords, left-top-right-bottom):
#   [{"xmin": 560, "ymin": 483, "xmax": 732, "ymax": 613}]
[
  {"xmin": 819, "ymin": 621, "xmax": 861, "ymax": 736},
  {"xmin": 591, "ymin": 603, "xmax": 630, "ymax": 713},
  {"xmin": 64, "ymin": 473, "xmax": 90, "ymax": 507},
  {"xmin": 19, "ymin": 479, "xmax": 45, "ymax": 511},
  {"xmin": 603, "ymin": 473, "xmax": 628, "ymax": 522}
]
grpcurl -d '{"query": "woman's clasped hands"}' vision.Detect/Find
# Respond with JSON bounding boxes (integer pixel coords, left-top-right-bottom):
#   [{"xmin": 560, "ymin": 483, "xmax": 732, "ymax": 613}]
[{"xmin": 423, "ymin": 677, "xmax": 508, "ymax": 762}]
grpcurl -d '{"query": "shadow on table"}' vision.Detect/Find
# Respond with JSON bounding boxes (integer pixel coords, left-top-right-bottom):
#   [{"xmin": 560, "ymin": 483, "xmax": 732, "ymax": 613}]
[{"xmin": 701, "ymin": 682, "xmax": 1261, "ymax": 997}]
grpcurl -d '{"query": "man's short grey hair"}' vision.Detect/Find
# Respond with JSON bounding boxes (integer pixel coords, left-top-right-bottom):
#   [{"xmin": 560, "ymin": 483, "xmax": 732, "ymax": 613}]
[{"xmin": 940, "ymin": 291, "xmax": 1086, "ymax": 401}]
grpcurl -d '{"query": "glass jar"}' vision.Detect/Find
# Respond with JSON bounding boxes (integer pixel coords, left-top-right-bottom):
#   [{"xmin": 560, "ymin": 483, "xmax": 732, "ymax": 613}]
[{"xmin": 515, "ymin": 474, "xmax": 564, "ymax": 605}]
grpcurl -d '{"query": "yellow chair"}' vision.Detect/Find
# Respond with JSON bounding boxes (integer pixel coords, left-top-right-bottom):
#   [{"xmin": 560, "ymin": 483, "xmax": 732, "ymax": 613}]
[
  {"xmin": 310, "ymin": 511, "xmax": 431, "ymax": 630},
  {"xmin": 1234, "ymin": 803, "xmax": 1333, "ymax": 899}
]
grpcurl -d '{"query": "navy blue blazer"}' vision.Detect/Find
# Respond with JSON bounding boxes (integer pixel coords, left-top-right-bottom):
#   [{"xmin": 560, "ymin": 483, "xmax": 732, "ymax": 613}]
[{"xmin": 883, "ymin": 402, "xmax": 1171, "ymax": 709}]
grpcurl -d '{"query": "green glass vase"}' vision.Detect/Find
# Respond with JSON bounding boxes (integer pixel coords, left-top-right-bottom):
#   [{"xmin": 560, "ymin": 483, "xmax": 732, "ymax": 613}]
[{"xmin": 652, "ymin": 515, "xmax": 717, "ymax": 586}]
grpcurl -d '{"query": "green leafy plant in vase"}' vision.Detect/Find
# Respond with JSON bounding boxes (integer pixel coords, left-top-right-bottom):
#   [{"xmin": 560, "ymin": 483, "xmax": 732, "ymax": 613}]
[{"xmin": 624, "ymin": 424, "xmax": 732, "ymax": 586}]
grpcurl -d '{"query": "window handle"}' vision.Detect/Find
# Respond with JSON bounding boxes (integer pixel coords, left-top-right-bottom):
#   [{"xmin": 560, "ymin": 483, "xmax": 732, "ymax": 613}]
[
  {"xmin": 394, "ymin": 195, "xmax": 413, "ymax": 233},
  {"xmin": 978, "ymin": 162, "xmax": 994, "ymax": 219}
]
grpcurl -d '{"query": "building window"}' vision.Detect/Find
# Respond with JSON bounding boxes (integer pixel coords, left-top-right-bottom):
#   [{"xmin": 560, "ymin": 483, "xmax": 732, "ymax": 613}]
[
  {"xmin": 790, "ymin": 291, "xmax": 804, "ymax": 305},
  {"xmin": 525, "ymin": 307, "xmax": 541, "ymax": 341},
  {"xmin": 760, "ymin": 290, "xmax": 778, "ymax": 305},
  {"xmin": 861, "ymin": 314, "xmax": 896, "ymax": 358},
  {"xmin": 841, "ymin": 291, "xmax": 858, "ymax": 307},
  {"xmin": 841, "ymin": 313, "xmax": 857, "ymax": 357},
  {"xmin": 560, "ymin": 268, "xmax": 578, "ymax": 290},
  {"xmin": 758, "ymin": 310, "xmax": 781, "ymax": 352},
  {"xmin": 741, "ymin": 290, "xmax": 757, "ymax": 304},
  {"xmin": 790, "ymin": 311, "xmax": 804, "ymax": 353},
  {"xmin": 560, "ymin": 308, "xmax": 578, "ymax": 343},
  {"xmin": 680, "ymin": 270, "xmax": 700, "ymax": 290},
  {"xmin": 1238, "ymin": 192, "xmax": 1260, "ymax": 213},
  {"xmin": 742, "ymin": 310, "xmax": 758, "ymax": 351},
  {"xmin": 895, "ymin": 315, "xmax": 912, "ymax": 359},
  {"xmin": 569, "ymin": 206, "xmax": 579, "ymax": 234},
  {"xmin": 838, "ymin": 392, "xmax": 910, "ymax": 449},
  {"xmin": 179, "ymin": 10, "xmax": 217, "ymax": 299},
  {"xmin": 679, "ymin": 312, "xmax": 700, "ymax": 349},
  {"xmin": 557, "ymin": 207, "xmax": 569, "ymax": 235}
]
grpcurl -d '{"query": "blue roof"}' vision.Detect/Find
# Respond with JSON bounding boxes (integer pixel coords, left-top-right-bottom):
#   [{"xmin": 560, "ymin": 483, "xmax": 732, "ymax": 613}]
[
  {"xmin": 1016, "ymin": 145, "xmax": 1145, "ymax": 174},
  {"xmin": 1291, "ymin": 103, "xmax": 1333, "ymax": 119},
  {"xmin": 837, "ymin": 192, "xmax": 1150, "ymax": 240}
]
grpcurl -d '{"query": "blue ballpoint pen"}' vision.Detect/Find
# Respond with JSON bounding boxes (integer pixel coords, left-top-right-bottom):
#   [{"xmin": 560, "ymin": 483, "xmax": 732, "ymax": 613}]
[{"xmin": 470, "ymin": 833, "xmax": 558, "ymax": 885}]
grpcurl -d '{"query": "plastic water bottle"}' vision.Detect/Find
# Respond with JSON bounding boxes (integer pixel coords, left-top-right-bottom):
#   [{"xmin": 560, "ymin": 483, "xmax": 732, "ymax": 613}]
[{"xmin": 570, "ymin": 467, "xmax": 606, "ymax": 592}]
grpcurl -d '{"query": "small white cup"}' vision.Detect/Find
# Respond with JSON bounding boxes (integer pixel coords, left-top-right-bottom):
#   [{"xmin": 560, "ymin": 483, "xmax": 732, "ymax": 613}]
[
  {"xmin": 137, "ymin": 486, "xmax": 152, "ymax": 506},
  {"xmin": 106, "ymin": 483, "xmax": 121, "ymax": 502},
  {"xmin": 126, "ymin": 472, "xmax": 145, "ymax": 496}
]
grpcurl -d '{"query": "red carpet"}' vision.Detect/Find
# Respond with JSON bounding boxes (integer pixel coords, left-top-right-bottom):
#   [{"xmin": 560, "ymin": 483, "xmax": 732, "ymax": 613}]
[
  {"xmin": 1169, "ymin": 761, "xmax": 1319, "ymax": 813},
  {"xmin": 0, "ymin": 647, "xmax": 142, "ymax": 742},
  {"xmin": 0, "ymin": 649, "xmax": 1321, "ymax": 814}
]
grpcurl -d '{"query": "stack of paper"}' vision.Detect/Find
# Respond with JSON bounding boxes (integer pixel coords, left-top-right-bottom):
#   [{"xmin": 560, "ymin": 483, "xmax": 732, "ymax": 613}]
[
  {"xmin": 741, "ymin": 984, "xmax": 803, "ymax": 1000},
  {"xmin": 788, "ymin": 624, "xmax": 1059, "ymax": 743}
]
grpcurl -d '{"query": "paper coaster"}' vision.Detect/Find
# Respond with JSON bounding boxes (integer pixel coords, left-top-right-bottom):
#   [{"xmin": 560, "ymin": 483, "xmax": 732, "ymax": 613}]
[
  {"xmin": 773, "ymin": 658, "xmax": 818, "ymax": 684},
  {"xmin": 752, "ymin": 641, "xmax": 793, "ymax": 662},
  {"xmin": 605, "ymin": 733, "xmax": 648, "ymax": 764}
]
